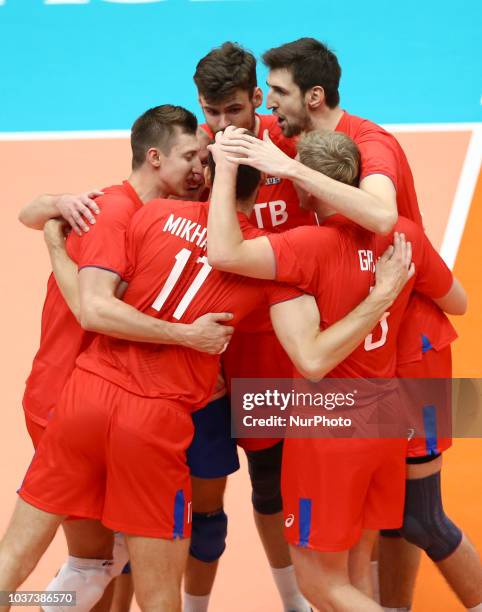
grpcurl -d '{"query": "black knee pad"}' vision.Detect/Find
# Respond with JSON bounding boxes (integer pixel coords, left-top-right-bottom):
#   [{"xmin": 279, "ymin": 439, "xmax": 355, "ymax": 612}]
[
  {"xmin": 380, "ymin": 528, "xmax": 402, "ymax": 538},
  {"xmin": 400, "ymin": 471, "xmax": 462, "ymax": 562},
  {"xmin": 246, "ymin": 441, "xmax": 283, "ymax": 515},
  {"xmin": 189, "ymin": 510, "xmax": 228, "ymax": 563}
]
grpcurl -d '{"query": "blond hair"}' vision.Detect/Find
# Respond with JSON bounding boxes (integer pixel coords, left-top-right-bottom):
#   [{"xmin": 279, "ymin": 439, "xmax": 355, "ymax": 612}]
[{"xmin": 297, "ymin": 130, "xmax": 360, "ymax": 186}]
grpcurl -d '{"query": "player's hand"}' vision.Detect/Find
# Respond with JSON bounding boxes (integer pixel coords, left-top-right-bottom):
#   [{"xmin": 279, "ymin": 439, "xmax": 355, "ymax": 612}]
[
  {"xmin": 220, "ymin": 128, "xmax": 296, "ymax": 177},
  {"xmin": 43, "ymin": 218, "xmax": 70, "ymax": 249},
  {"xmin": 185, "ymin": 312, "xmax": 235, "ymax": 355},
  {"xmin": 208, "ymin": 126, "xmax": 246, "ymax": 170},
  {"xmin": 56, "ymin": 191, "xmax": 103, "ymax": 236},
  {"xmin": 374, "ymin": 232, "xmax": 415, "ymax": 304}
]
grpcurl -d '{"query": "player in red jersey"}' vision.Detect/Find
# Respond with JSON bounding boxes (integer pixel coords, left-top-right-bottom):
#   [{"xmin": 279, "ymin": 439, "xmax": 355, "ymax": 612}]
[
  {"xmin": 206, "ymin": 127, "xmax": 467, "ymax": 611},
  {"xmin": 0, "ymin": 146, "xmax": 413, "ymax": 611},
  {"xmin": 15, "ymin": 105, "xmax": 235, "ymax": 611},
  {"xmin": 191, "ymin": 42, "xmax": 316, "ymax": 612},
  {"xmin": 218, "ymin": 38, "xmax": 482, "ymax": 611}
]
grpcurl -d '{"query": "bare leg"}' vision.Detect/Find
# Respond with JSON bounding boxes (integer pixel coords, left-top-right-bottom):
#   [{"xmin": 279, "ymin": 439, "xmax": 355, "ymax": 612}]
[
  {"xmin": 126, "ymin": 535, "xmax": 189, "ymax": 612},
  {"xmin": 378, "ymin": 536, "xmax": 421, "ymax": 608},
  {"xmin": 290, "ymin": 545, "xmax": 383, "ymax": 611},
  {"xmin": 349, "ymin": 530, "xmax": 378, "ymax": 597},
  {"xmin": 254, "ymin": 511, "xmax": 292, "ymax": 568},
  {"xmin": 110, "ymin": 573, "xmax": 134, "ymax": 612},
  {"xmin": 62, "ymin": 520, "xmax": 114, "ymax": 559},
  {"xmin": 184, "ymin": 476, "xmax": 227, "ymax": 597},
  {"xmin": 0, "ymin": 498, "xmax": 64, "ymax": 600},
  {"xmin": 437, "ymin": 535, "xmax": 482, "ymax": 608}
]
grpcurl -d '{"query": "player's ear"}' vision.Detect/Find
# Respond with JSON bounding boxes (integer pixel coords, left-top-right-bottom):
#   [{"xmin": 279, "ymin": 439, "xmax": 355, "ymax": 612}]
[
  {"xmin": 306, "ymin": 85, "xmax": 324, "ymax": 110},
  {"xmin": 260, "ymin": 171, "xmax": 267, "ymax": 186},
  {"xmin": 252, "ymin": 87, "xmax": 263, "ymax": 110},
  {"xmin": 146, "ymin": 147, "xmax": 163, "ymax": 169}
]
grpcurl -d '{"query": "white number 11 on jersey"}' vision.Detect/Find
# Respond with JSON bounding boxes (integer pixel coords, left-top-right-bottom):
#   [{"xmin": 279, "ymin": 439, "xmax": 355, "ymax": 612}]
[{"xmin": 151, "ymin": 248, "xmax": 212, "ymax": 320}]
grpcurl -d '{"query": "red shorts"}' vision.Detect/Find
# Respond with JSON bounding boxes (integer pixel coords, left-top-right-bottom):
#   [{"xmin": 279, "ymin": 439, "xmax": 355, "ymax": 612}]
[
  {"xmin": 397, "ymin": 345, "xmax": 452, "ymax": 458},
  {"xmin": 282, "ymin": 438, "xmax": 407, "ymax": 551},
  {"xmin": 20, "ymin": 368, "xmax": 194, "ymax": 539},
  {"xmin": 24, "ymin": 414, "xmax": 45, "ymax": 449}
]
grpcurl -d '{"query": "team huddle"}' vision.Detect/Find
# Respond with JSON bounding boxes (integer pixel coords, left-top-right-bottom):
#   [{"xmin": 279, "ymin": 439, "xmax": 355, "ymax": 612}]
[{"xmin": 0, "ymin": 38, "xmax": 481, "ymax": 612}]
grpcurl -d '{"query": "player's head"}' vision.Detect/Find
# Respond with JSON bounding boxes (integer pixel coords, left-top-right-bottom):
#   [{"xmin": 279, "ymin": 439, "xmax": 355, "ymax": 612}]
[
  {"xmin": 296, "ymin": 130, "xmax": 359, "ymax": 211},
  {"xmin": 131, "ymin": 104, "xmax": 202, "ymax": 197},
  {"xmin": 194, "ymin": 42, "xmax": 263, "ymax": 133},
  {"xmin": 262, "ymin": 38, "xmax": 341, "ymax": 136},
  {"xmin": 206, "ymin": 131, "xmax": 262, "ymax": 207},
  {"xmin": 297, "ymin": 130, "xmax": 359, "ymax": 186}
]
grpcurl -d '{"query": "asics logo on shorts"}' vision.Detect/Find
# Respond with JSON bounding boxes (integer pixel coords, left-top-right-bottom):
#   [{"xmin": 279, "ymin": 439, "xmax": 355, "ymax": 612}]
[{"xmin": 285, "ymin": 513, "xmax": 295, "ymax": 528}]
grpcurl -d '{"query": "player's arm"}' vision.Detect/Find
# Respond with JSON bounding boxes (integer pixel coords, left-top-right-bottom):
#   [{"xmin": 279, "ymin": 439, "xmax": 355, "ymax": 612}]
[
  {"xmin": 412, "ymin": 224, "xmax": 468, "ymax": 315},
  {"xmin": 220, "ymin": 130, "xmax": 397, "ymax": 235},
  {"xmin": 207, "ymin": 130, "xmax": 276, "ymax": 279},
  {"xmin": 270, "ymin": 236, "xmax": 414, "ymax": 381},
  {"xmin": 432, "ymin": 278, "xmax": 467, "ymax": 315},
  {"xmin": 43, "ymin": 219, "xmax": 128, "ymax": 321},
  {"xmin": 78, "ymin": 267, "xmax": 234, "ymax": 354},
  {"xmin": 43, "ymin": 219, "xmax": 82, "ymax": 321},
  {"xmin": 18, "ymin": 191, "xmax": 102, "ymax": 235}
]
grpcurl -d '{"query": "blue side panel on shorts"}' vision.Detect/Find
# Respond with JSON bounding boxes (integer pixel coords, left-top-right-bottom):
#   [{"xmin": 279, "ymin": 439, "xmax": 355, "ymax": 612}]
[
  {"xmin": 173, "ymin": 489, "xmax": 185, "ymax": 539},
  {"xmin": 298, "ymin": 498, "xmax": 312, "ymax": 548},
  {"xmin": 423, "ymin": 405, "xmax": 438, "ymax": 455},
  {"xmin": 422, "ymin": 334, "xmax": 433, "ymax": 354}
]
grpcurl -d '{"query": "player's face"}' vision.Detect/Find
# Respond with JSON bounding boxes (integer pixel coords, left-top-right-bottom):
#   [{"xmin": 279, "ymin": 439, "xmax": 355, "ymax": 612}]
[
  {"xmin": 266, "ymin": 68, "xmax": 310, "ymax": 137},
  {"xmin": 160, "ymin": 131, "xmax": 203, "ymax": 198},
  {"xmin": 199, "ymin": 89, "xmax": 261, "ymax": 133}
]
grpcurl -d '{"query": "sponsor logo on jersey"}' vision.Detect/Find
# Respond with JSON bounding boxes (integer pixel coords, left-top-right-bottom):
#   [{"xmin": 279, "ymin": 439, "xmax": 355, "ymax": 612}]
[{"xmin": 265, "ymin": 177, "xmax": 281, "ymax": 185}]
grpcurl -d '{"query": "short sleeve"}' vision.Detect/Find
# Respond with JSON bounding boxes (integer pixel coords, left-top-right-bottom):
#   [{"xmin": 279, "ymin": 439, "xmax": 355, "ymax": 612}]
[
  {"xmin": 263, "ymin": 281, "xmax": 304, "ymax": 307},
  {"xmin": 357, "ymin": 131, "xmax": 399, "ymax": 191},
  {"xmin": 267, "ymin": 226, "xmax": 339, "ymax": 291},
  {"xmin": 68, "ymin": 195, "xmax": 136, "ymax": 278},
  {"xmin": 413, "ymin": 227, "xmax": 453, "ymax": 299}
]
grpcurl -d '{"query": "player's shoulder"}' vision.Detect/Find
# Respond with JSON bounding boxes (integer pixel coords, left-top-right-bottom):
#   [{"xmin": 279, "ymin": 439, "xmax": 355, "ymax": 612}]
[
  {"xmin": 284, "ymin": 223, "xmax": 342, "ymax": 249},
  {"xmin": 137, "ymin": 198, "xmax": 208, "ymax": 223},
  {"xmin": 340, "ymin": 111, "xmax": 396, "ymax": 144},
  {"xmin": 95, "ymin": 181, "xmax": 142, "ymax": 215}
]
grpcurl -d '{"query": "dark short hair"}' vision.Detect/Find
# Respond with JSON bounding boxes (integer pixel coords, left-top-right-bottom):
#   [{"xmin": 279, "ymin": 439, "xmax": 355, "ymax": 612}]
[
  {"xmin": 207, "ymin": 132, "xmax": 261, "ymax": 200},
  {"xmin": 263, "ymin": 38, "xmax": 341, "ymax": 108},
  {"xmin": 131, "ymin": 105, "xmax": 198, "ymax": 170},
  {"xmin": 297, "ymin": 130, "xmax": 360, "ymax": 186},
  {"xmin": 194, "ymin": 42, "xmax": 257, "ymax": 102}
]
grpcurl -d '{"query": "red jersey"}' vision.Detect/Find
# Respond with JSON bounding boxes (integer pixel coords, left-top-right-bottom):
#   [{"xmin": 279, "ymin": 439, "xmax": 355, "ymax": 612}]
[
  {"xmin": 268, "ymin": 214, "xmax": 453, "ymax": 378},
  {"xmin": 22, "ymin": 181, "xmax": 143, "ymax": 426},
  {"xmin": 202, "ymin": 114, "xmax": 316, "ymax": 388},
  {"xmin": 76, "ymin": 200, "xmax": 301, "ymax": 411},
  {"xmin": 336, "ymin": 111, "xmax": 457, "ymax": 363},
  {"xmin": 201, "ymin": 114, "xmax": 316, "ymax": 232}
]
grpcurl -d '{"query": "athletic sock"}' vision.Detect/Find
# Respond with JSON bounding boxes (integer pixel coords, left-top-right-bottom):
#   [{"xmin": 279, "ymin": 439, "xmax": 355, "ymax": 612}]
[
  {"xmin": 183, "ymin": 592, "xmax": 211, "ymax": 612},
  {"xmin": 270, "ymin": 565, "xmax": 311, "ymax": 612},
  {"xmin": 467, "ymin": 604, "xmax": 482, "ymax": 611},
  {"xmin": 371, "ymin": 560, "xmax": 380, "ymax": 603}
]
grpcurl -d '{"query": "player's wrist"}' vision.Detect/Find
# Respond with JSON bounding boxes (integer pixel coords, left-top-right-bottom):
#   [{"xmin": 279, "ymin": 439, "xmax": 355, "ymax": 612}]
[{"xmin": 367, "ymin": 284, "xmax": 394, "ymax": 311}]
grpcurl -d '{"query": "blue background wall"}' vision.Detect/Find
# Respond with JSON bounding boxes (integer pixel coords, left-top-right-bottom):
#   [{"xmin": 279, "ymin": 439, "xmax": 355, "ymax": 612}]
[{"xmin": 1, "ymin": 0, "xmax": 481, "ymax": 131}]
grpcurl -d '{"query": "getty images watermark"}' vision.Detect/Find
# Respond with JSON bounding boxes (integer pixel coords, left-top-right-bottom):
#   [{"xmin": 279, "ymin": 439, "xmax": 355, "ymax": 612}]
[
  {"xmin": 229, "ymin": 378, "xmax": 482, "ymax": 440},
  {"xmin": 242, "ymin": 388, "xmax": 355, "ymax": 429}
]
